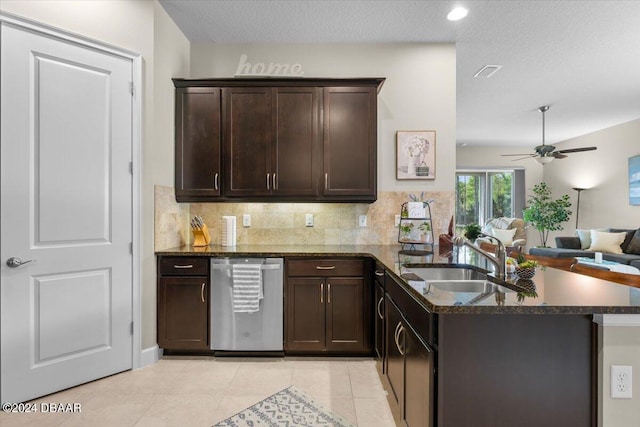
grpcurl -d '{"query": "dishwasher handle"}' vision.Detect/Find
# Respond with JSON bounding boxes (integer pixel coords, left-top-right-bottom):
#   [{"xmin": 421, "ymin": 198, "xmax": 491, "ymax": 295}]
[{"xmin": 210, "ymin": 263, "xmax": 281, "ymax": 271}]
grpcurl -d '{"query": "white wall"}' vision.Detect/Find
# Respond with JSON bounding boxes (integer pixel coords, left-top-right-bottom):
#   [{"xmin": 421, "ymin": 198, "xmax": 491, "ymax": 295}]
[
  {"xmin": 543, "ymin": 118, "xmax": 640, "ymax": 239},
  {"xmin": 190, "ymin": 43, "xmax": 457, "ymax": 192},
  {"xmin": 598, "ymin": 323, "xmax": 640, "ymax": 427},
  {"xmin": 0, "ymin": 0, "xmax": 191, "ymax": 350}
]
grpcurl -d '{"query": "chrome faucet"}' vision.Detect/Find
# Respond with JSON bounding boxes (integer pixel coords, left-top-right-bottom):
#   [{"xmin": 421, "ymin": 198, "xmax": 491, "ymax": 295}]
[{"xmin": 453, "ymin": 232, "xmax": 507, "ymax": 279}]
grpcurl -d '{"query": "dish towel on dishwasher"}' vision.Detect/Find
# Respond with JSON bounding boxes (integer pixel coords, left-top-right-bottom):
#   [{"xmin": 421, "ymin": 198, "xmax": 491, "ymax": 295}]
[{"xmin": 232, "ymin": 264, "xmax": 263, "ymax": 313}]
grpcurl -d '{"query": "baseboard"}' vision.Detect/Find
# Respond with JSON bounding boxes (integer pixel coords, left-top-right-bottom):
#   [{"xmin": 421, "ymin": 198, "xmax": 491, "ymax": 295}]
[{"xmin": 139, "ymin": 344, "xmax": 162, "ymax": 368}]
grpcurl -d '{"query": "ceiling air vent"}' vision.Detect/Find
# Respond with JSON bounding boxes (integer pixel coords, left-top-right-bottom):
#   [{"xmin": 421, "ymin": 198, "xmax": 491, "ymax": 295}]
[{"xmin": 474, "ymin": 65, "xmax": 502, "ymax": 78}]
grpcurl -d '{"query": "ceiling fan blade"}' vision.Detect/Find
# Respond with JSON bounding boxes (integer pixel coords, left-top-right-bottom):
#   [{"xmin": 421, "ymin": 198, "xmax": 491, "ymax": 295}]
[
  {"xmin": 501, "ymin": 153, "xmax": 536, "ymax": 157},
  {"xmin": 555, "ymin": 146, "xmax": 598, "ymax": 154},
  {"xmin": 552, "ymin": 153, "xmax": 568, "ymax": 159},
  {"xmin": 511, "ymin": 155, "xmax": 537, "ymax": 161}
]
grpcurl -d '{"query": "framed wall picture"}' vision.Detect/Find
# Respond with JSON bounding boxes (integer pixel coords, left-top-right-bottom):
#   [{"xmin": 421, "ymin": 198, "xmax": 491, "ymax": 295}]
[
  {"xmin": 629, "ymin": 154, "xmax": 640, "ymax": 205},
  {"xmin": 396, "ymin": 130, "xmax": 436, "ymax": 180}
]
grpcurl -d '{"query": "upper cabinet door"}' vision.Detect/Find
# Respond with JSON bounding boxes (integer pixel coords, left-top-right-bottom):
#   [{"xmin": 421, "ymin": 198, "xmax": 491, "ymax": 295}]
[
  {"xmin": 272, "ymin": 87, "xmax": 320, "ymax": 196},
  {"xmin": 322, "ymin": 86, "xmax": 377, "ymax": 200},
  {"xmin": 223, "ymin": 87, "xmax": 272, "ymax": 196},
  {"xmin": 175, "ymin": 87, "xmax": 221, "ymax": 200}
]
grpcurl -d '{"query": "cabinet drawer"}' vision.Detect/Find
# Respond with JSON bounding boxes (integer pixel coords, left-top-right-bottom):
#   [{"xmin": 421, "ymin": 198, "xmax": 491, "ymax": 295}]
[
  {"xmin": 158, "ymin": 257, "xmax": 209, "ymax": 276},
  {"xmin": 287, "ymin": 259, "xmax": 364, "ymax": 277}
]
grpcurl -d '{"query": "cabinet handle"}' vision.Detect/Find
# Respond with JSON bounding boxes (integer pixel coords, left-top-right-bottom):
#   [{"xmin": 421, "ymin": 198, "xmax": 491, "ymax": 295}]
[
  {"xmin": 173, "ymin": 264, "xmax": 193, "ymax": 269},
  {"xmin": 328, "ymin": 283, "xmax": 331, "ymax": 303},
  {"xmin": 214, "ymin": 172, "xmax": 219, "ymax": 190},
  {"xmin": 394, "ymin": 322, "xmax": 402, "ymax": 354},
  {"xmin": 320, "ymin": 283, "xmax": 324, "ymax": 303},
  {"xmin": 266, "ymin": 173, "xmax": 270, "ymax": 190},
  {"xmin": 324, "ymin": 173, "xmax": 328, "ymax": 190},
  {"xmin": 394, "ymin": 322, "xmax": 405, "ymax": 355},
  {"xmin": 273, "ymin": 173, "xmax": 277, "ymax": 190},
  {"xmin": 374, "ymin": 270, "xmax": 384, "ymax": 277},
  {"xmin": 201, "ymin": 283, "xmax": 205, "ymax": 303},
  {"xmin": 316, "ymin": 266, "xmax": 336, "ymax": 270},
  {"xmin": 377, "ymin": 297, "xmax": 384, "ymax": 319}
]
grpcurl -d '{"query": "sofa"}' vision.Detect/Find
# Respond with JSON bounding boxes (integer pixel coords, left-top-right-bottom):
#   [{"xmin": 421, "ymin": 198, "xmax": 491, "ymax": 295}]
[{"xmin": 529, "ymin": 228, "xmax": 640, "ymax": 270}]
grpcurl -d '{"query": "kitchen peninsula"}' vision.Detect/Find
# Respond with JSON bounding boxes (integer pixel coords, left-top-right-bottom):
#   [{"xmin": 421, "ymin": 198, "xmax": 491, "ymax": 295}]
[{"xmin": 156, "ymin": 244, "xmax": 640, "ymax": 427}]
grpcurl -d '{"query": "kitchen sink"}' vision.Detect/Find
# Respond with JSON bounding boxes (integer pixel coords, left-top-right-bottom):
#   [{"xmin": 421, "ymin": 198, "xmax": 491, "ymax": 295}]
[
  {"xmin": 427, "ymin": 280, "xmax": 513, "ymax": 293},
  {"xmin": 403, "ymin": 267, "xmax": 486, "ymax": 281}
]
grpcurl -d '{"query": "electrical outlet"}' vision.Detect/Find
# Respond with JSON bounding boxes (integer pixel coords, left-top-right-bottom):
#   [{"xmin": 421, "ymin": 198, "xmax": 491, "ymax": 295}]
[
  {"xmin": 611, "ymin": 365, "xmax": 632, "ymax": 399},
  {"xmin": 242, "ymin": 214, "xmax": 251, "ymax": 227},
  {"xmin": 359, "ymin": 215, "xmax": 367, "ymax": 227},
  {"xmin": 305, "ymin": 213, "xmax": 314, "ymax": 227}
]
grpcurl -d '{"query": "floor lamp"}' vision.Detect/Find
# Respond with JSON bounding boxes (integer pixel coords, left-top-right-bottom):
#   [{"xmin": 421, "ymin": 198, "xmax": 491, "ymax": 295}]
[{"xmin": 573, "ymin": 187, "xmax": 586, "ymax": 229}]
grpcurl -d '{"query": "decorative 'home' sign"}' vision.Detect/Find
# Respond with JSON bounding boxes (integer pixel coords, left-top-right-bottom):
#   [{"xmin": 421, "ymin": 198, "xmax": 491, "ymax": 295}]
[{"xmin": 235, "ymin": 54, "xmax": 305, "ymax": 77}]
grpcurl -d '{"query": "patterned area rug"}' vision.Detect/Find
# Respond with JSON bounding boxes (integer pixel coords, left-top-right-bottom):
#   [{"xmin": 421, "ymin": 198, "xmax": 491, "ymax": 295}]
[{"xmin": 214, "ymin": 386, "xmax": 355, "ymax": 427}]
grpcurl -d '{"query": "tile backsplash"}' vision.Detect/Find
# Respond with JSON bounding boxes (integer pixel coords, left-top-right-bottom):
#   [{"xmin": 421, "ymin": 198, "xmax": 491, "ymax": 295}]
[{"xmin": 155, "ymin": 185, "xmax": 454, "ymax": 250}]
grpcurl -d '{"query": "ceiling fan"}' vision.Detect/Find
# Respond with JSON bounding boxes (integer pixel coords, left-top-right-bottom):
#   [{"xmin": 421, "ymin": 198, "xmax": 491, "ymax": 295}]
[{"xmin": 502, "ymin": 106, "xmax": 597, "ymax": 165}]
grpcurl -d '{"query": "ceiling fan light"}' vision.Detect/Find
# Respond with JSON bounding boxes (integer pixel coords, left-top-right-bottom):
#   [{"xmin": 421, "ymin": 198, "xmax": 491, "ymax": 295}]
[{"xmin": 535, "ymin": 156, "xmax": 554, "ymax": 165}]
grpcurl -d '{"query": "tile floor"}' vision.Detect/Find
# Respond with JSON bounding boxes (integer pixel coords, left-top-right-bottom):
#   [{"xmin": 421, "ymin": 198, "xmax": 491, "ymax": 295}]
[{"xmin": 1, "ymin": 357, "xmax": 396, "ymax": 427}]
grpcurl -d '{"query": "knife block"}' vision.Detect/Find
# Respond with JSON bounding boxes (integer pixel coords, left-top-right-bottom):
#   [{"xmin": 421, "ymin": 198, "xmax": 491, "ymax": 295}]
[{"xmin": 192, "ymin": 224, "xmax": 211, "ymax": 247}]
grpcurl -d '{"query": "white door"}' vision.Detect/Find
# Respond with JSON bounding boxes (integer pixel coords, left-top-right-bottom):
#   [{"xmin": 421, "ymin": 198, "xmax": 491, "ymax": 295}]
[{"xmin": 1, "ymin": 21, "xmax": 134, "ymax": 403}]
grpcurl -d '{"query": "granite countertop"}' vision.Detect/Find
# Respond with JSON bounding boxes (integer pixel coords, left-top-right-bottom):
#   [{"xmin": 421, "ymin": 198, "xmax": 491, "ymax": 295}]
[{"xmin": 156, "ymin": 244, "xmax": 640, "ymax": 315}]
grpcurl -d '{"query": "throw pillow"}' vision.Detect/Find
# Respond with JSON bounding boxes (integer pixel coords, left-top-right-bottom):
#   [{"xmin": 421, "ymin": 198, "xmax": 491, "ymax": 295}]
[
  {"xmin": 575, "ymin": 228, "xmax": 607, "ymax": 249},
  {"xmin": 489, "ymin": 227, "xmax": 517, "ymax": 246},
  {"xmin": 588, "ymin": 230, "xmax": 626, "ymax": 254},
  {"xmin": 609, "ymin": 228, "xmax": 637, "ymax": 252},
  {"xmin": 625, "ymin": 229, "xmax": 640, "ymax": 255}
]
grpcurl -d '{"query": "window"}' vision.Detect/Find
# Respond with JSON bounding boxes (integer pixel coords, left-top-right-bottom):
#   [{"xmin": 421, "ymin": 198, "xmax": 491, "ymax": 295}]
[{"xmin": 455, "ymin": 169, "xmax": 524, "ymax": 232}]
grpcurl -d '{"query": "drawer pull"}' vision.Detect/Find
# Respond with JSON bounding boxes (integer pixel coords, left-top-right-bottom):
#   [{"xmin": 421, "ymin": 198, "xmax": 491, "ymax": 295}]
[
  {"xmin": 377, "ymin": 297, "xmax": 384, "ymax": 319},
  {"xmin": 316, "ymin": 266, "xmax": 336, "ymax": 270},
  {"xmin": 201, "ymin": 283, "xmax": 206, "ymax": 303},
  {"xmin": 328, "ymin": 283, "xmax": 331, "ymax": 303},
  {"xmin": 374, "ymin": 270, "xmax": 384, "ymax": 277},
  {"xmin": 320, "ymin": 283, "xmax": 324, "ymax": 303},
  {"xmin": 173, "ymin": 264, "xmax": 193, "ymax": 269}
]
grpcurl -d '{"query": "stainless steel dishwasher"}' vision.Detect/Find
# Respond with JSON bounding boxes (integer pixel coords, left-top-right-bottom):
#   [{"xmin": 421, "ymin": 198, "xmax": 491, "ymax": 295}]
[{"xmin": 210, "ymin": 257, "xmax": 283, "ymax": 352}]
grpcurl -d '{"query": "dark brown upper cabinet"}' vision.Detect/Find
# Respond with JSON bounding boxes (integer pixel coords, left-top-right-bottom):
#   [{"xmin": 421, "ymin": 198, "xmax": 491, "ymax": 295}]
[
  {"xmin": 222, "ymin": 87, "xmax": 320, "ymax": 197},
  {"xmin": 174, "ymin": 87, "xmax": 222, "ymax": 200},
  {"xmin": 173, "ymin": 78, "xmax": 384, "ymax": 203},
  {"xmin": 323, "ymin": 86, "xmax": 377, "ymax": 200}
]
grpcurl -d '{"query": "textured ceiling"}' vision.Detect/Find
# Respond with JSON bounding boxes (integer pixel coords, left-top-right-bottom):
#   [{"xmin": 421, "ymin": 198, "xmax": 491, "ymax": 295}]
[{"xmin": 159, "ymin": 0, "xmax": 640, "ymax": 148}]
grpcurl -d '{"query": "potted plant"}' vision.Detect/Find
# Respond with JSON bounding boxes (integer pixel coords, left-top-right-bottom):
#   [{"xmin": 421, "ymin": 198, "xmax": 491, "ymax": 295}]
[
  {"xmin": 522, "ymin": 182, "xmax": 572, "ymax": 247},
  {"xmin": 514, "ymin": 252, "xmax": 539, "ymax": 279},
  {"xmin": 463, "ymin": 223, "xmax": 482, "ymax": 240},
  {"xmin": 399, "ymin": 223, "xmax": 414, "ymax": 241}
]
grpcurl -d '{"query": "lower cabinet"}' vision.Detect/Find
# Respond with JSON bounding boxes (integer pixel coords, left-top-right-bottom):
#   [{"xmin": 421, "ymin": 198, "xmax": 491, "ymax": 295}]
[
  {"xmin": 384, "ymin": 284, "xmax": 434, "ymax": 427},
  {"xmin": 285, "ymin": 258, "xmax": 372, "ymax": 354},
  {"xmin": 157, "ymin": 256, "xmax": 210, "ymax": 350},
  {"xmin": 404, "ymin": 321, "xmax": 434, "ymax": 427}
]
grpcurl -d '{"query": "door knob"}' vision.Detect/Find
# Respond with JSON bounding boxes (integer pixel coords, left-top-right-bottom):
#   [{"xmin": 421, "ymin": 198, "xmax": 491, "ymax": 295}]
[{"xmin": 6, "ymin": 257, "xmax": 34, "ymax": 268}]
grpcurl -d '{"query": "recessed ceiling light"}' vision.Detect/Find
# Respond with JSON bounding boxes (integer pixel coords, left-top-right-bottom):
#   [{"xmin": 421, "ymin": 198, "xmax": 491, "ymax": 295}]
[{"xmin": 447, "ymin": 6, "xmax": 468, "ymax": 21}]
